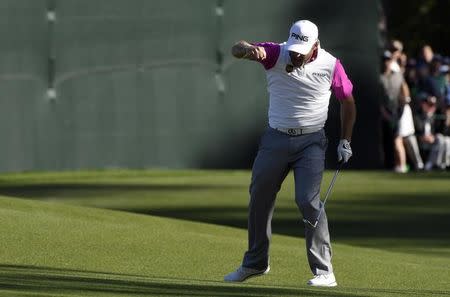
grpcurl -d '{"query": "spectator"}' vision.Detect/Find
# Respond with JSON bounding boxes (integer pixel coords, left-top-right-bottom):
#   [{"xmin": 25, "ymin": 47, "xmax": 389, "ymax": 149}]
[
  {"xmin": 441, "ymin": 60, "xmax": 450, "ymax": 167},
  {"xmin": 415, "ymin": 62, "xmax": 431, "ymax": 106},
  {"xmin": 417, "ymin": 44, "xmax": 434, "ymax": 68},
  {"xmin": 415, "ymin": 46, "xmax": 447, "ymax": 105},
  {"xmin": 442, "ymin": 57, "xmax": 450, "ymax": 108},
  {"xmin": 405, "ymin": 58, "xmax": 419, "ymax": 99},
  {"xmin": 379, "ymin": 36, "xmax": 450, "ymax": 171},
  {"xmin": 399, "ymin": 95, "xmax": 425, "ymax": 171},
  {"xmin": 413, "ymin": 93, "xmax": 447, "ymax": 170},
  {"xmin": 392, "ymin": 41, "xmax": 425, "ymax": 170},
  {"xmin": 380, "ymin": 50, "xmax": 422, "ymax": 172},
  {"xmin": 389, "ymin": 39, "xmax": 408, "ymax": 73},
  {"xmin": 427, "ymin": 56, "xmax": 447, "ymax": 109}
]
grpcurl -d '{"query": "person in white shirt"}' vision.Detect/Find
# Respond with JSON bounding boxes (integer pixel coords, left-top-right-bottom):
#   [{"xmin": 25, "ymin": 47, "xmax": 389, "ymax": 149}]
[{"xmin": 224, "ymin": 20, "xmax": 356, "ymax": 287}]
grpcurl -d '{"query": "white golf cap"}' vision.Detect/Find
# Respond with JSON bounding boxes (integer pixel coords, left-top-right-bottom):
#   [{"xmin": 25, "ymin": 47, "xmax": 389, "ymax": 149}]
[{"xmin": 285, "ymin": 20, "xmax": 318, "ymax": 55}]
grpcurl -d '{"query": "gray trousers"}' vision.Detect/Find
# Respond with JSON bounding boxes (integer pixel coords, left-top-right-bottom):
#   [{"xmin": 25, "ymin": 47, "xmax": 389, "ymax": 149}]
[{"xmin": 242, "ymin": 127, "xmax": 333, "ymax": 275}]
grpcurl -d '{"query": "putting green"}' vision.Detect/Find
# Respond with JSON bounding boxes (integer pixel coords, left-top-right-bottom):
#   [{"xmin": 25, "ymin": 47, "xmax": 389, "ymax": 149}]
[{"xmin": 0, "ymin": 170, "xmax": 449, "ymax": 296}]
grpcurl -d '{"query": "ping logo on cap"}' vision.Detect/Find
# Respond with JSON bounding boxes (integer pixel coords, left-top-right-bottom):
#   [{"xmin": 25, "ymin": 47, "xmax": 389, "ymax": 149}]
[{"xmin": 291, "ymin": 32, "xmax": 309, "ymax": 42}]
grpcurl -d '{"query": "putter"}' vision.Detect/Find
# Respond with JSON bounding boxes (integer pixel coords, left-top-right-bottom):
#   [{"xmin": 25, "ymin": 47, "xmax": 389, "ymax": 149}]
[{"xmin": 303, "ymin": 163, "xmax": 343, "ymax": 228}]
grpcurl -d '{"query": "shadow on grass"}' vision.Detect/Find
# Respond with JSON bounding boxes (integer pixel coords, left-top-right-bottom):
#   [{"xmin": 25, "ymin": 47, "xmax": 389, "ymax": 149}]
[
  {"xmin": 0, "ymin": 184, "xmax": 242, "ymax": 199},
  {"xmin": 1, "ymin": 183, "xmax": 449, "ymax": 252},
  {"xmin": 130, "ymin": 206, "xmax": 450, "ymax": 251},
  {"xmin": 123, "ymin": 192, "xmax": 450, "ymax": 253},
  {"xmin": 392, "ymin": 171, "xmax": 450, "ymax": 180},
  {"xmin": 0, "ymin": 264, "xmax": 364, "ymax": 297},
  {"xmin": 119, "ymin": 191, "xmax": 449, "ymax": 237},
  {"xmin": 139, "ymin": 207, "xmax": 449, "ymax": 238}
]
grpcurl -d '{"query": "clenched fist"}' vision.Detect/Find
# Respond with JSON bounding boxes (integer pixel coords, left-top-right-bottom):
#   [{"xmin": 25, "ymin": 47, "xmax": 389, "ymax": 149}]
[
  {"xmin": 243, "ymin": 46, "xmax": 266, "ymax": 60},
  {"xmin": 232, "ymin": 41, "xmax": 266, "ymax": 60}
]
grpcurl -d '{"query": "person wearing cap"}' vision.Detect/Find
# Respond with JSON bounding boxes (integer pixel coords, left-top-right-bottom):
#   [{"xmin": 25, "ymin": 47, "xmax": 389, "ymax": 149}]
[
  {"xmin": 413, "ymin": 93, "xmax": 448, "ymax": 170},
  {"xmin": 224, "ymin": 20, "xmax": 356, "ymax": 287}
]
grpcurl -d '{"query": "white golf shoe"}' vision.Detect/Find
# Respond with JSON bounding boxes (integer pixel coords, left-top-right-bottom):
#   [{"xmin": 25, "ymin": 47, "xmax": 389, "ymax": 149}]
[
  {"xmin": 307, "ymin": 273, "xmax": 337, "ymax": 287},
  {"xmin": 224, "ymin": 265, "xmax": 270, "ymax": 282}
]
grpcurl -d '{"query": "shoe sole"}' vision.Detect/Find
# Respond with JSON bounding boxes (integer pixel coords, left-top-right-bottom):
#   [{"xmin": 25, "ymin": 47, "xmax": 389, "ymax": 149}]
[{"xmin": 307, "ymin": 281, "xmax": 337, "ymax": 287}]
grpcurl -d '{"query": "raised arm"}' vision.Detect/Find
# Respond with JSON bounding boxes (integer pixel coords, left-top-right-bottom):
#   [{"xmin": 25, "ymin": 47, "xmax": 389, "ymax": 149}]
[{"xmin": 231, "ymin": 40, "xmax": 267, "ymax": 61}]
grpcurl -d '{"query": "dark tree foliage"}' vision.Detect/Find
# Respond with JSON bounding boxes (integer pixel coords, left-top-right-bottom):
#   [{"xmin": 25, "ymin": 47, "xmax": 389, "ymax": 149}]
[{"xmin": 382, "ymin": 0, "xmax": 450, "ymax": 56}]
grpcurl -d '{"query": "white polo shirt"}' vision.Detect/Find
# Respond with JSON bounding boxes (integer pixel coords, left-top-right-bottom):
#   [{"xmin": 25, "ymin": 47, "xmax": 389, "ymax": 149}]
[{"xmin": 255, "ymin": 42, "xmax": 353, "ymax": 129}]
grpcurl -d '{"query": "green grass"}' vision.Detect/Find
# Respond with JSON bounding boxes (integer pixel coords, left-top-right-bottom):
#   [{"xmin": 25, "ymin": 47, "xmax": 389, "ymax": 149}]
[{"xmin": 0, "ymin": 170, "xmax": 449, "ymax": 296}]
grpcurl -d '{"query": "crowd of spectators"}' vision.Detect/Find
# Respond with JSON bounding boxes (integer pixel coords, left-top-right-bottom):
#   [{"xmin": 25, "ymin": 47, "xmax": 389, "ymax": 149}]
[{"xmin": 379, "ymin": 40, "xmax": 450, "ymax": 172}]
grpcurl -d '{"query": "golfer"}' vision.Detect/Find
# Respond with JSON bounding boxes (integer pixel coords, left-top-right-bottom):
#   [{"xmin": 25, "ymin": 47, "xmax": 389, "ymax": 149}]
[{"xmin": 224, "ymin": 20, "xmax": 356, "ymax": 287}]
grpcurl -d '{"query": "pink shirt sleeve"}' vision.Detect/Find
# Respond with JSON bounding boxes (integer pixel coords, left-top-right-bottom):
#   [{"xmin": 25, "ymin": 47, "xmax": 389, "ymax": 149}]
[
  {"xmin": 254, "ymin": 42, "xmax": 280, "ymax": 70},
  {"xmin": 331, "ymin": 59, "xmax": 353, "ymax": 100}
]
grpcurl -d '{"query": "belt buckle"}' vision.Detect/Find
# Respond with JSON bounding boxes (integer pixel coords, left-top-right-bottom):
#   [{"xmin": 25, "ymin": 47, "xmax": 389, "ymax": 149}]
[{"xmin": 287, "ymin": 128, "xmax": 298, "ymax": 136}]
